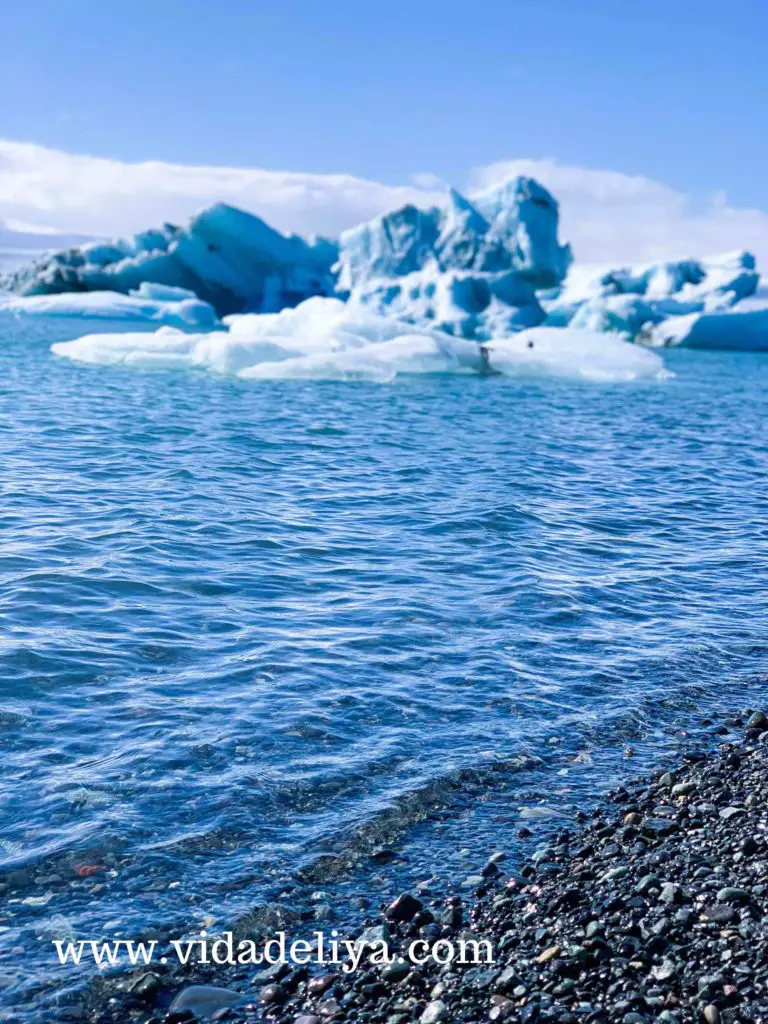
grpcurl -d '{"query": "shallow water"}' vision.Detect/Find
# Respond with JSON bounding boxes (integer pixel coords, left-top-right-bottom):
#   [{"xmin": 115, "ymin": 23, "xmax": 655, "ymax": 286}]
[{"xmin": 1, "ymin": 314, "xmax": 767, "ymax": 1018}]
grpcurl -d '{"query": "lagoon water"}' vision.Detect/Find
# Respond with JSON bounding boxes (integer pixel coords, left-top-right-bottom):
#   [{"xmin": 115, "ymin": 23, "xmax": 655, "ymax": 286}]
[{"xmin": 1, "ymin": 314, "xmax": 767, "ymax": 1017}]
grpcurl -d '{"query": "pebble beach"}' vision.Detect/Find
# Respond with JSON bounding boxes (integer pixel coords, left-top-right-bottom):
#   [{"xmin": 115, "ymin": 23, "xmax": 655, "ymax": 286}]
[{"xmin": 77, "ymin": 709, "xmax": 768, "ymax": 1024}]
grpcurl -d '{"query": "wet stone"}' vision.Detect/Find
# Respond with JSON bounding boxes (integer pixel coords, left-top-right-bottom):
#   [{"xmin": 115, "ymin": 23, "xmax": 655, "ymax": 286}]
[
  {"xmin": 659, "ymin": 883, "xmax": 682, "ymax": 904},
  {"xmin": 386, "ymin": 892, "xmax": 423, "ymax": 922},
  {"xmin": 702, "ymin": 904, "xmax": 737, "ymax": 923},
  {"xmin": 357, "ymin": 924, "xmax": 391, "ymax": 947},
  {"xmin": 308, "ymin": 975, "xmax": 335, "ymax": 995},
  {"xmin": 720, "ymin": 806, "xmax": 746, "ymax": 821},
  {"xmin": 259, "ymin": 984, "xmax": 283, "ymax": 1004},
  {"xmin": 716, "ymin": 886, "xmax": 750, "ymax": 905},
  {"xmin": 168, "ymin": 986, "xmax": 243, "ymax": 1018},
  {"xmin": 642, "ymin": 818, "xmax": 679, "ymax": 837},
  {"xmin": 381, "ymin": 961, "xmax": 411, "ymax": 984},
  {"xmin": 421, "ymin": 999, "xmax": 448, "ymax": 1023}
]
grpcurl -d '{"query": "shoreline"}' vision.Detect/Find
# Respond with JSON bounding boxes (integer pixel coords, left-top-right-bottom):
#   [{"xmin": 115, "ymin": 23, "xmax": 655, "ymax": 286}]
[{"xmin": 83, "ymin": 709, "xmax": 768, "ymax": 1024}]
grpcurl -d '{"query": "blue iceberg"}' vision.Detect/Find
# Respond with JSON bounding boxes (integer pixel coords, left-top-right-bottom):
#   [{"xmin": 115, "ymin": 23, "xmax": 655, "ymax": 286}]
[
  {"xmin": 0, "ymin": 282, "xmax": 220, "ymax": 329},
  {"xmin": 543, "ymin": 251, "xmax": 760, "ymax": 343},
  {"xmin": 646, "ymin": 281, "xmax": 768, "ymax": 350},
  {"xmin": 4, "ymin": 203, "xmax": 338, "ymax": 317},
  {"xmin": 335, "ymin": 178, "xmax": 572, "ymax": 340},
  {"xmin": 5, "ymin": 172, "xmax": 764, "ymax": 352}
]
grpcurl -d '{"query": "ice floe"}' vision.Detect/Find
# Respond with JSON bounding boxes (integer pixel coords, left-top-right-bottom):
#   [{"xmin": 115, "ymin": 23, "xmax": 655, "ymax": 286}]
[
  {"xmin": 52, "ymin": 296, "xmax": 667, "ymax": 383},
  {"xmin": 646, "ymin": 306, "xmax": 768, "ymax": 351},
  {"xmin": 0, "ymin": 284, "xmax": 220, "ymax": 329},
  {"xmin": 543, "ymin": 251, "xmax": 760, "ymax": 343}
]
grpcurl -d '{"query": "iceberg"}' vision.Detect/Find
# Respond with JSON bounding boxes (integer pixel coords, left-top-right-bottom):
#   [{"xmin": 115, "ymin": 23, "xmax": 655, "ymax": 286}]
[
  {"xmin": 334, "ymin": 178, "xmax": 571, "ymax": 340},
  {"xmin": 487, "ymin": 326, "xmax": 668, "ymax": 382},
  {"xmin": 52, "ymin": 296, "xmax": 667, "ymax": 384},
  {"xmin": 3, "ymin": 203, "xmax": 338, "ymax": 317},
  {"xmin": 543, "ymin": 251, "xmax": 759, "ymax": 340},
  {"xmin": 471, "ymin": 176, "xmax": 573, "ymax": 286},
  {"xmin": 646, "ymin": 303, "xmax": 768, "ymax": 351},
  {"xmin": 7, "ymin": 172, "xmax": 763, "ymax": 354},
  {"xmin": 0, "ymin": 284, "xmax": 220, "ymax": 329}
]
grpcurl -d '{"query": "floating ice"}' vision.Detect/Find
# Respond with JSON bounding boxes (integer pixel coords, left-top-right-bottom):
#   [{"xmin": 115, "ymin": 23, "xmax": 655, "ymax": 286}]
[
  {"xmin": 630, "ymin": 276, "xmax": 768, "ymax": 351},
  {"xmin": 4, "ymin": 203, "xmax": 338, "ymax": 317},
  {"xmin": 52, "ymin": 297, "xmax": 667, "ymax": 384},
  {"xmin": 0, "ymin": 287, "xmax": 220, "ymax": 329},
  {"xmin": 334, "ymin": 178, "xmax": 571, "ymax": 340},
  {"xmin": 9, "ymin": 175, "xmax": 762, "ymax": 352},
  {"xmin": 487, "ymin": 326, "xmax": 667, "ymax": 381},
  {"xmin": 646, "ymin": 304, "xmax": 768, "ymax": 351},
  {"xmin": 543, "ymin": 251, "xmax": 759, "ymax": 340}
]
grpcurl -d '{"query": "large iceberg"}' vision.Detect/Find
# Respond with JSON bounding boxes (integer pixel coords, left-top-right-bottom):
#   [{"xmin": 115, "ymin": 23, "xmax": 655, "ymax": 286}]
[
  {"xmin": 52, "ymin": 296, "xmax": 666, "ymax": 384},
  {"xmin": 3, "ymin": 204, "xmax": 338, "ymax": 317},
  {"xmin": 335, "ymin": 178, "xmax": 571, "ymax": 340},
  {"xmin": 5, "ymin": 175, "xmax": 571, "ymax": 340}
]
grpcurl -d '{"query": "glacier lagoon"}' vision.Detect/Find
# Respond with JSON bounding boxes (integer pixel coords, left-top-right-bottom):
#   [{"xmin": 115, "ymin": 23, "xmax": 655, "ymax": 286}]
[
  {"xmin": 2, "ymin": 172, "xmax": 768, "ymax": 1018},
  {"xmin": 1, "ymin": 309, "xmax": 768, "ymax": 1018}
]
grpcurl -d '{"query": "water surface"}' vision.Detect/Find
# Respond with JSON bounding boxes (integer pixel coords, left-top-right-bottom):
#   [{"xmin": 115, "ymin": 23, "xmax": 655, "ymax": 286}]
[{"xmin": 1, "ymin": 315, "xmax": 767, "ymax": 1018}]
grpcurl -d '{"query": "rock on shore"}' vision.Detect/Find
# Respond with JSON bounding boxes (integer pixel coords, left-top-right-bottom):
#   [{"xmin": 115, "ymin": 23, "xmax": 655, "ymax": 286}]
[{"xmin": 87, "ymin": 713, "xmax": 768, "ymax": 1024}]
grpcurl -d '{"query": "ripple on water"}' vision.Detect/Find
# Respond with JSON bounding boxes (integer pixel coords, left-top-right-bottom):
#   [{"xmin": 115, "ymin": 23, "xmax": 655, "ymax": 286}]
[{"xmin": 0, "ymin": 323, "xmax": 767, "ymax": 1017}]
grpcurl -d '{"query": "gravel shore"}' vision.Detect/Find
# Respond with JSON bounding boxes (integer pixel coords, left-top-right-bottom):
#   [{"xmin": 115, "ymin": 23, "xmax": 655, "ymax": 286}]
[{"xmin": 88, "ymin": 711, "xmax": 768, "ymax": 1024}]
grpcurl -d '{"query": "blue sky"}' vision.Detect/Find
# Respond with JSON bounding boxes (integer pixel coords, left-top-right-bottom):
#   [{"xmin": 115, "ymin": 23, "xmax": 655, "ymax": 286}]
[
  {"xmin": 1, "ymin": 0, "xmax": 767, "ymax": 269},
  {"xmin": 1, "ymin": 0, "xmax": 766, "ymax": 207}
]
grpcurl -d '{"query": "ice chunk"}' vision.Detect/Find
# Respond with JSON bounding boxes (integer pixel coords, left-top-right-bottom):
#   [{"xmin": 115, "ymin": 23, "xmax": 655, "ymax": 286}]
[
  {"xmin": 547, "ymin": 252, "xmax": 757, "ymax": 309},
  {"xmin": 487, "ymin": 326, "xmax": 668, "ymax": 382},
  {"xmin": 130, "ymin": 282, "xmax": 200, "ymax": 302},
  {"xmin": 678, "ymin": 251, "xmax": 758, "ymax": 305},
  {"xmin": 3, "ymin": 203, "xmax": 338, "ymax": 317},
  {"xmin": 335, "ymin": 176, "xmax": 569, "ymax": 340},
  {"xmin": 0, "ymin": 289, "xmax": 219, "ymax": 328},
  {"xmin": 472, "ymin": 176, "xmax": 572, "ymax": 286},
  {"xmin": 52, "ymin": 297, "xmax": 667, "ymax": 383},
  {"xmin": 569, "ymin": 295, "xmax": 657, "ymax": 337},
  {"xmin": 543, "ymin": 252, "xmax": 760, "ymax": 340},
  {"xmin": 646, "ymin": 305, "xmax": 768, "ymax": 351}
]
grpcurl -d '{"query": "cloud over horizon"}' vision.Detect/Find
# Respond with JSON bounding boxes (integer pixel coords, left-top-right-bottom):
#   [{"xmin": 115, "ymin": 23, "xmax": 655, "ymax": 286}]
[
  {"xmin": 471, "ymin": 158, "xmax": 768, "ymax": 271},
  {"xmin": 2, "ymin": 139, "xmax": 767, "ymax": 270}
]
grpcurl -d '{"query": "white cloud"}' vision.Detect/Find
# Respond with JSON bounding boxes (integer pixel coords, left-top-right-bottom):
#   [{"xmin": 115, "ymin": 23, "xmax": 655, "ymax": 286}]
[
  {"xmin": 470, "ymin": 158, "xmax": 768, "ymax": 270},
  {"xmin": 0, "ymin": 139, "xmax": 441, "ymax": 240},
  {"xmin": 1, "ymin": 140, "xmax": 766, "ymax": 271}
]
